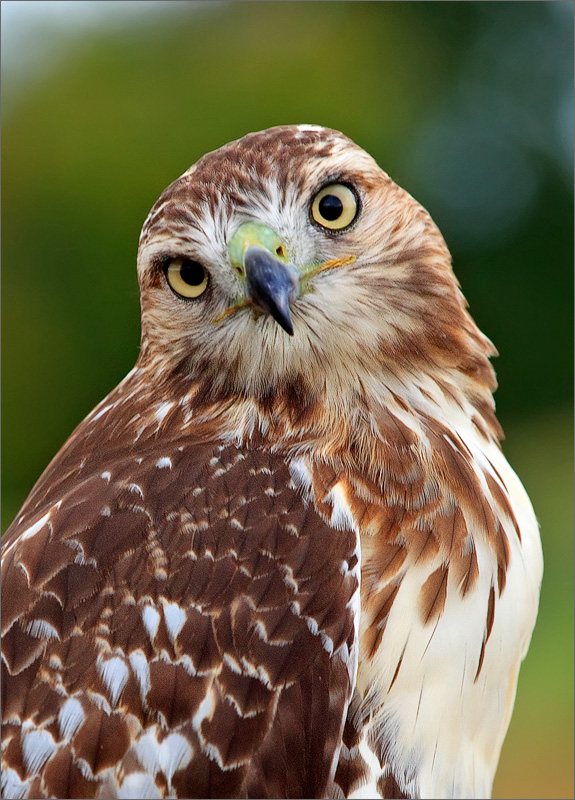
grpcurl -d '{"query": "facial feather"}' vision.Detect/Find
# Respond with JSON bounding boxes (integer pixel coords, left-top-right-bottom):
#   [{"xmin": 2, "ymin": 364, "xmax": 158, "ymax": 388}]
[{"xmin": 136, "ymin": 125, "xmax": 496, "ymax": 442}]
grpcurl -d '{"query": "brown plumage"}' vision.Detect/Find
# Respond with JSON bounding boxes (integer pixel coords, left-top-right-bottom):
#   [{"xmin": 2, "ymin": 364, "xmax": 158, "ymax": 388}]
[{"xmin": 1, "ymin": 125, "xmax": 542, "ymax": 799}]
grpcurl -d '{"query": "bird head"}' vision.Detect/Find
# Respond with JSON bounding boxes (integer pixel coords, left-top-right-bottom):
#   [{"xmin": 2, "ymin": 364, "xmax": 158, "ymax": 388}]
[{"xmin": 136, "ymin": 125, "xmax": 496, "ymax": 428}]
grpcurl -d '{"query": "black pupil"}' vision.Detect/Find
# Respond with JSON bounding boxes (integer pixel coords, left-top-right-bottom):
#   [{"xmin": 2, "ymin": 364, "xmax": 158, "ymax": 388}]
[
  {"xmin": 180, "ymin": 260, "xmax": 205, "ymax": 286},
  {"xmin": 318, "ymin": 194, "xmax": 343, "ymax": 221}
]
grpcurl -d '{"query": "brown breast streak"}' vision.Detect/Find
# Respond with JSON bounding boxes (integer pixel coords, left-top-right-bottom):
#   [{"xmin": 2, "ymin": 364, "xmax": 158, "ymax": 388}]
[{"xmin": 304, "ymin": 406, "xmax": 520, "ymax": 797}]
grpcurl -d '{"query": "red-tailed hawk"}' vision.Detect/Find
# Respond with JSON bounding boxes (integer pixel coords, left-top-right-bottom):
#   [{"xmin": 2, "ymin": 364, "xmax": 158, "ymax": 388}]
[{"xmin": 1, "ymin": 125, "xmax": 543, "ymax": 799}]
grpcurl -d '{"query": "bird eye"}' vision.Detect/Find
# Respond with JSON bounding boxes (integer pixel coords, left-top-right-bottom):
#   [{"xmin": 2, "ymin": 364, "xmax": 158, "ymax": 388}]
[
  {"xmin": 165, "ymin": 258, "xmax": 209, "ymax": 298},
  {"xmin": 311, "ymin": 183, "xmax": 358, "ymax": 231}
]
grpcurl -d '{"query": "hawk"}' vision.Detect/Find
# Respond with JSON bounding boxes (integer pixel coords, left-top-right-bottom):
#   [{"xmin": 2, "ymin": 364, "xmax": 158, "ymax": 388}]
[{"xmin": 1, "ymin": 125, "xmax": 543, "ymax": 799}]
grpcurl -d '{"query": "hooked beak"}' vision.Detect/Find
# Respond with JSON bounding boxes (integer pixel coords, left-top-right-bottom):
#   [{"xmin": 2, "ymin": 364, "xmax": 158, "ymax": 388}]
[
  {"xmin": 228, "ymin": 222, "xmax": 300, "ymax": 336},
  {"xmin": 243, "ymin": 245, "xmax": 298, "ymax": 335}
]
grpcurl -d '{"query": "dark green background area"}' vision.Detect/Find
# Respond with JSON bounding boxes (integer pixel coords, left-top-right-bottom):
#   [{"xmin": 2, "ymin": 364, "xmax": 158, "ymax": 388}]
[{"xmin": 2, "ymin": 3, "xmax": 573, "ymax": 798}]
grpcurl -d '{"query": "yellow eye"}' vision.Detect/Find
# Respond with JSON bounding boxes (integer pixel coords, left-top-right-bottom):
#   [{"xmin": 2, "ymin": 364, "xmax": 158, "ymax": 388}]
[
  {"xmin": 311, "ymin": 183, "xmax": 358, "ymax": 231},
  {"xmin": 165, "ymin": 258, "xmax": 209, "ymax": 298}
]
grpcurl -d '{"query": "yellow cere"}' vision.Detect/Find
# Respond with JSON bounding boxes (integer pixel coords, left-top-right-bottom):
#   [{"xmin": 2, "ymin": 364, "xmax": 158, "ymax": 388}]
[{"xmin": 228, "ymin": 222, "xmax": 289, "ymax": 277}]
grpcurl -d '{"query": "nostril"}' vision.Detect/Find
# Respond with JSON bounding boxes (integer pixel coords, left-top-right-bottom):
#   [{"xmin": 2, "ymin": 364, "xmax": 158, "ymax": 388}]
[{"xmin": 276, "ymin": 245, "xmax": 286, "ymax": 259}]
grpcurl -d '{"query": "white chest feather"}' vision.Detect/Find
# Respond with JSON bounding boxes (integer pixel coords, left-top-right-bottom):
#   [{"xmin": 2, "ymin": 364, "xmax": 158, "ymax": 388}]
[{"xmin": 299, "ymin": 416, "xmax": 543, "ymax": 799}]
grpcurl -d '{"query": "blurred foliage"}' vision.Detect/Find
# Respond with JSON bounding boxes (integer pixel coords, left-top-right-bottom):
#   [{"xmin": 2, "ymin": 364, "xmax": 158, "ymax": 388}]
[{"xmin": 2, "ymin": 2, "xmax": 573, "ymax": 798}]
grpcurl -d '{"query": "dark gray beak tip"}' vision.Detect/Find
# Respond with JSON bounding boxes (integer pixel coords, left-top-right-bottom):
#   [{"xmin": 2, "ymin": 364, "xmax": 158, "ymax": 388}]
[
  {"xmin": 276, "ymin": 309, "xmax": 294, "ymax": 336},
  {"xmin": 244, "ymin": 245, "xmax": 297, "ymax": 336}
]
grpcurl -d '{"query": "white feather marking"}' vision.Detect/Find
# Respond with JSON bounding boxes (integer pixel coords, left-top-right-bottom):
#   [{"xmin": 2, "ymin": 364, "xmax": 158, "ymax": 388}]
[
  {"xmin": 328, "ymin": 482, "xmax": 357, "ymax": 530},
  {"xmin": 347, "ymin": 735, "xmax": 384, "ymax": 798},
  {"xmin": 320, "ymin": 632, "xmax": 335, "ymax": 655},
  {"xmin": 133, "ymin": 729, "xmax": 193, "ymax": 783},
  {"xmin": 159, "ymin": 734, "xmax": 193, "ymax": 782},
  {"xmin": 127, "ymin": 483, "xmax": 144, "ymax": 497},
  {"xmin": 86, "ymin": 691, "xmax": 111, "ymax": 714},
  {"xmin": 223, "ymin": 653, "xmax": 242, "ymax": 674},
  {"xmin": 129, "ymin": 650, "xmax": 151, "ymax": 698},
  {"xmin": 16, "ymin": 561, "xmax": 30, "ymax": 582},
  {"xmin": 174, "ymin": 654, "xmax": 196, "ymax": 676},
  {"xmin": 101, "ymin": 471, "xmax": 111, "ymax": 481},
  {"xmin": 25, "ymin": 620, "xmax": 59, "ymax": 640},
  {"xmin": 20, "ymin": 511, "xmax": 51, "ymax": 542},
  {"xmin": 1, "ymin": 768, "xmax": 30, "ymax": 800},
  {"xmin": 155, "ymin": 401, "xmax": 175, "ymax": 425},
  {"xmin": 306, "ymin": 617, "xmax": 319, "ymax": 635},
  {"xmin": 161, "ymin": 600, "xmax": 187, "ymax": 642},
  {"xmin": 253, "ymin": 620, "xmax": 278, "ymax": 643},
  {"xmin": 288, "ymin": 458, "xmax": 313, "ymax": 495},
  {"xmin": 76, "ymin": 757, "xmax": 96, "ymax": 780},
  {"xmin": 156, "ymin": 456, "xmax": 173, "ymax": 469},
  {"xmin": 117, "ymin": 773, "xmax": 163, "ymax": 799},
  {"xmin": 22, "ymin": 728, "xmax": 56, "ymax": 774},
  {"xmin": 58, "ymin": 697, "xmax": 85, "ymax": 739},
  {"xmin": 202, "ymin": 738, "xmax": 252, "ymax": 770},
  {"xmin": 134, "ymin": 424, "xmax": 146, "ymax": 442},
  {"xmin": 98, "ymin": 656, "xmax": 129, "ymax": 706},
  {"xmin": 192, "ymin": 690, "xmax": 215, "ymax": 731},
  {"xmin": 348, "ymin": 781, "xmax": 384, "ymax": 799},
  {"xmin": 91, "ymin": 403, "xmax": 113, "ymax": 422},
  {"xmin": 297, "ymin": 123, "xmax": 325, "ymax": 132},
  {"xmin": 142, "ymin": 605, "xmax": 161, "ymax": 642}
]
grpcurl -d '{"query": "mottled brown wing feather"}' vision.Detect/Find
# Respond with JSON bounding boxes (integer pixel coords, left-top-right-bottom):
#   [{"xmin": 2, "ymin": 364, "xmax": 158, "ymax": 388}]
[{"xmin": 1, "ymin": 440, "xmax": 359, "ymax": 799}]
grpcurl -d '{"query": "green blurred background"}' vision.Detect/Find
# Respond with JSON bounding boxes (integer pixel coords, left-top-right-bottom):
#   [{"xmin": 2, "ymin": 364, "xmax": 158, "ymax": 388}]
[{"xmin": 2, "ymin": 2, "xmax": 573, "ymax": 797}]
